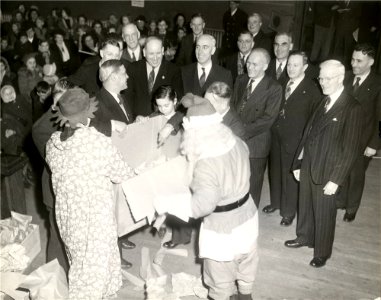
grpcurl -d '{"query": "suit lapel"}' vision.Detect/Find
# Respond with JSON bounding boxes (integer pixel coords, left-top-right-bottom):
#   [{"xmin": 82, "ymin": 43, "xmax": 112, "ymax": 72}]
[
  {"xmin": 153, "ymin": 61, "xmax": 166, "ymax": 91},
  {"xmin": 314, "ymin": 92, "xmax": 347, "ymax": 132},
  {"xmin": 102, "ymin": 88, "xmax": 129, "ymax": 123}
]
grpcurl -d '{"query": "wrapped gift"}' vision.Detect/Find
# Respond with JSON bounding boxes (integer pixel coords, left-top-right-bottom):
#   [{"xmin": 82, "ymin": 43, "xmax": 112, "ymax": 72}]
[{"xmin": 0, "ymin": 212, "xmax": 41, "ymax": 272}]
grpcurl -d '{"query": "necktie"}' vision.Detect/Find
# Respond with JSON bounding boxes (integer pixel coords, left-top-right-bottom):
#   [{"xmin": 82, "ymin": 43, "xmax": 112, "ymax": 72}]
[
  {"xmin": 239, "ymin": 79, "xmax": 254, "ymax": 114},
  {"xmin": 148, "ymin": 67, "xmax": 155, "ymax": 94},
  {"xmin": 285, "ymin": 81, "xmax": 294, "ymax": 100},
  {"xmin": 238, "ymin": 55, "xmax": 246, "ymax": 75},
  {"xmin": 199, "ymin": 67, "xmax": 206, "ymax": 87},
  {"xmin": 353, "ymin": 77, "xmax": 360, "ymax": 93},
  {"xmin": 324, "ymin": 96, "xmax": 332, "ymax": 113},
  {"xmin": 279, "ymin": 81, "xmax": 294, "ymax": 118},
  {"xmin": 132, "ymin": 51, "xmax": 136, "ymax": 62},
  {"xmin": 276, "ymin": 63, "xmax": 283, "ymax": 80},
  {"xmin": 117, "ymin": 94, "xmax": 129, "ymax": 121}
]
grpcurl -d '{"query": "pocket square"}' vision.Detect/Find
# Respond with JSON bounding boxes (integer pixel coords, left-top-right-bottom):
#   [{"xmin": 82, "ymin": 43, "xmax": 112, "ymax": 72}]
[{"xmin": 333, "ymin": 118, "xmax": 338, "ymax": 121}]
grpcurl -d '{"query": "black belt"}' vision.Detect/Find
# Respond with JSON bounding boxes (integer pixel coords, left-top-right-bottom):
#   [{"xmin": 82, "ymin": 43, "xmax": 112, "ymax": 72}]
[{"xmin": 213, "ymin": 193, "xmax": 250, "ymax": 213}]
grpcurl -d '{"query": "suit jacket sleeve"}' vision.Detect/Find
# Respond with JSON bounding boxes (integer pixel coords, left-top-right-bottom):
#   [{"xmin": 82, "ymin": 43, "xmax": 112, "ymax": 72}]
[
  {"xmin": 32, "ymin": 110, "xmax": 57, "ymax": 158},
  {"xmin": 244, "ymin": 83, "xmax": 282, "ymax": 139},
  {"xmin": 368, "ymin": 89, "xmax": 381, "ymax": 150}
]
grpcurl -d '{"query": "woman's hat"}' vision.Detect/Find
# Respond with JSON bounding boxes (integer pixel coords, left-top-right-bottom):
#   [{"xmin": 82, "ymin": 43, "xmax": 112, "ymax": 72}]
[{"xmin": 55, "ymin": 88, "xmax": 98, "ymax": 128}]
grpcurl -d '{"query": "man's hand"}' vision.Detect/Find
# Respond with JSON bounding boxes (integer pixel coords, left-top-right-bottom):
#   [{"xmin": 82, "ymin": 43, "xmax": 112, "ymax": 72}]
[
  {"xmin": 364, "ymin": 147, "xmax": 377, "ymax": 157},
  {"xmin": 293, "ymin": 169, "xmax": 300, "ymax": 181},
  {"xmin": 111, "ymin": 120, "xmax": 128, "ymax": 133},
  {"xmin": 323, "ymin": 181, "xmax": 338, "ymax": 195},
  {"xmin": 157, "ymin": 124, "xmax": 174, "ymax": 147}
]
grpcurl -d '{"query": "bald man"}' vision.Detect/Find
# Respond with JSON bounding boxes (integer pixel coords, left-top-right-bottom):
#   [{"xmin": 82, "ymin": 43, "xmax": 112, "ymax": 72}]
[{"xmin": 125, "ymin": 36, "xmax": 183, "ymax": 116}]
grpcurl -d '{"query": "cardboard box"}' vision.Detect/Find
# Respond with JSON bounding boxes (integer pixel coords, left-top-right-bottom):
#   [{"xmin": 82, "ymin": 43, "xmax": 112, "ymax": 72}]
[{"xmin": 20, "ymin": 224, "xmax": 41, "ymax": 264}]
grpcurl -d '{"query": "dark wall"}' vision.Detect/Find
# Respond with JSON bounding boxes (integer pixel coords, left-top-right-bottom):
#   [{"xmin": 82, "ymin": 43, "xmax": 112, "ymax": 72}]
[{"xmin": 2, "ymin": 1, "xmax": 296, "ymax": 31}]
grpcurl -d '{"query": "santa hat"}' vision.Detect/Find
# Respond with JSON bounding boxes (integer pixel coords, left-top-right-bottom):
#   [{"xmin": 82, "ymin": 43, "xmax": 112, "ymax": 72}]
[{"xmin": 181, "ymin": 93, "xmax": 222, "ymax": 130}]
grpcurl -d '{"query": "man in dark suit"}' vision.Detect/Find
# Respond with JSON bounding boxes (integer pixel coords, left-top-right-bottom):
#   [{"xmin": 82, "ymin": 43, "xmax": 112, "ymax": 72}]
[
  {"xmin": 221, "ymin": 1, "xmax": 248, "ymax": 57},
  {"xmin": 266, "ymin": 32, "xmax": 293, "ymax": 86},
  {"xmin": 339, "ymin": 44, "xmax": 381, "ymax": 222},
  {"xmin": 232, "ymin": 48, "xmax": 282, "ymax": 207},
  {"xmin": 264, "ymin": 51, "xmax": 322, "ymax": 225},
  {"xmin": 175, "ymin": 13, "xmax": 205, "ymax": 66},
  {"xmin": 247, "ymin": 13, "xmax": 272, "ymax": 54},
  {"xmin": 181, "ymin": 34, "xmax": 233, "ymax": 96},
  {"xmin": 126, "ymin": 36, "xmax": 183, "ymax": 117},
  {"xmin": 50, "ymin": 29, "xmax": 80, "ymax": 76},
  {"xmin": 91, "ymin": 59, "xmax": 133, "ymax": 136},
  {"xmin": 286, "ymin": 60, "xmax": 362, "ymax": 268},
  {"xmin": 90, "ymin": 59, "xmax": 135, "ymax": 269},
  {"xmin": 69, "ymin": 35, "xmax": 125, "ymax": 97},
  {"xmin": 121, "ymin": 24, "xmax": 144, "ymax": 63},
  {"xmin": 224, "ymin": 30, "xmax": 253, "ymax": 82}
]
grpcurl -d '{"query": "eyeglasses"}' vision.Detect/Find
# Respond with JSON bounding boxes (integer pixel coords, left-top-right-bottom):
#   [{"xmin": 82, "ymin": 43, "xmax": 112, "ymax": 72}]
[{"xmin": 318, "ymin": 74, "xmax": 341, "ymax": 82}]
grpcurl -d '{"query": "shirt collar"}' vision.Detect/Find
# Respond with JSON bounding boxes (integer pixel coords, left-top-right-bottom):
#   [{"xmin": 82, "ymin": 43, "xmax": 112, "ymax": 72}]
[
  {"xmin": 128, "ymin": 45, "xmax": 140, "ymax": 58},
  {"xmin": 353, "ymin": 69, "xmax": 370, "ymax": 85},
  {"xmin": 288, "ymin": 74, "xmax": 305, "ymax": 90},
  {"xmin": 197, "ymin": 61, "xmax": 212, "ymax": 77},
  {"xmin": 328, "ymin": 86, "xmax": 345, "ymax": 103}
]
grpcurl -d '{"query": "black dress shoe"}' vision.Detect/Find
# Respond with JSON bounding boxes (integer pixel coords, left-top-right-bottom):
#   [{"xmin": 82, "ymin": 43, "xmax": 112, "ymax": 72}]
[
  {"xmin": 284, "ymin": 239, "xmax": 309, "ymax": 248},
  {"xmin": 262, "ymin": 205, "xmax": 277, "ymax": 214},
  {"xmin": 162, "ymin": 240, "xmax": 179, "ymax": 249},
  {"xmin": 343, "ymin": 212, "xmax": 356, "ymax": 222},
  {"xmin": 280, "ymin": 217, "xmax": 294, "ymax": 226},
  {"xmin": 121, "ymin": 239, "xmax": 136, "ymax": 249},
  {"xmin": 121, "ymin": 258, "xmax": 132, "ymax": 269},
  {"xmin": 310, "ymin": 256, "xmax": 328, "ymax": 268}
]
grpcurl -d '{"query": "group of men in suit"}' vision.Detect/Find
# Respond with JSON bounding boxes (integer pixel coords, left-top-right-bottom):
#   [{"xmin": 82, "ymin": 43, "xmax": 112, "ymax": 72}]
[{"xmin": 58, "ymin": 12, "xmax": 380, "ymax": 270}]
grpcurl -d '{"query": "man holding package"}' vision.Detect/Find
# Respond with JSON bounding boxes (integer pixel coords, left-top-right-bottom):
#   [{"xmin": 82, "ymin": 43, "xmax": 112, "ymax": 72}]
[{"xmin": 155, "ymin": 97, "xmax": 258, "ymax": 300}]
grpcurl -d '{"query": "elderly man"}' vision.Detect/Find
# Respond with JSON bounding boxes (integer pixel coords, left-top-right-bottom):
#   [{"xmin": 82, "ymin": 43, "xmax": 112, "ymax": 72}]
[
  {"xmin": 286, "ymin": 60, "xmax": 362, "ymax": 268},
  {"xmin": 264, "ymin": 51, "xmax": 322, "ymax": 225},
  {"xmin": 338, "ymin": 44, "xmax": 381, "ymax": 222},
  {"xmin": 121, "ymin": 23, "xmax": 143, "ymax": 63},
  {"xmin": 69, "ymin": 34, "xmax": 125, "ymax": 96},
  {"xmin": 182, "ymin": 34, "xmax": 233, "ymax": 95},
  {"xmin": 126, "ymin": 36, "xmax": 183, "ymax": 117},
  {"xmin": 247, "ymin": 13, "xmax": 272, "ymax": 54},
  {"xmin": 224, "ymin": 30, "xmax": 254, "ymax": 82},
  {"xmin": 232, "ymin": 48, "xmax": 282, "ymax": 208},
  {"xmin": 175, "ymin": 13, "xmax": 206, "ymax": 66}
]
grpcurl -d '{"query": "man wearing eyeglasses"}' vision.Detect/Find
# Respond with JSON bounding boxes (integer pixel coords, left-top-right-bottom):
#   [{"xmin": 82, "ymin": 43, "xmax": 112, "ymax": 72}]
[
  {"xmin": 286, "ymin": 60, "xmax": 362, "ymax": 268},
  {"xmin": 224, "ymin": 30, "xmax": 254, "ymax": 82},
  {"xmin": 338, "ymin": 44, "xmax": 381, "ymax": 222}
]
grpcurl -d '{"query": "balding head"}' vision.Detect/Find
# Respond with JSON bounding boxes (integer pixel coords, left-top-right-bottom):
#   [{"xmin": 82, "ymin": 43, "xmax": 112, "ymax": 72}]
[{"xmin": 144, "ymin": 37, "xmax": 164, "ymax": 68}]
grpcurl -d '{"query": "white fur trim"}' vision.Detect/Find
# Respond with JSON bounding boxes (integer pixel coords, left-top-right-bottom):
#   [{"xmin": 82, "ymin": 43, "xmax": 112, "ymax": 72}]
[{"xmin": 182, "ymin": 113, "xmax": 222, "ymax": 130}]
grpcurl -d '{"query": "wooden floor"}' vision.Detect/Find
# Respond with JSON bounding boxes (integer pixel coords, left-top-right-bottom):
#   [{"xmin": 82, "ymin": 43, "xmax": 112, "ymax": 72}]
[{"xmin": 24, "ymin": 158, "xmax": 381, "ymax": 299}]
